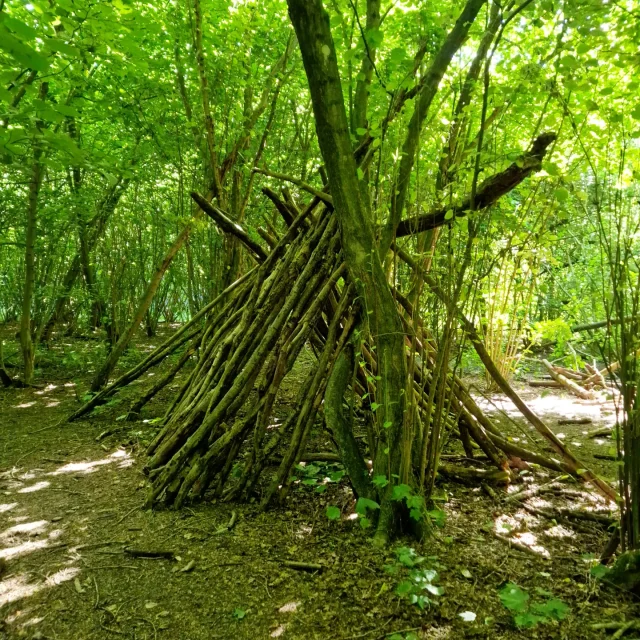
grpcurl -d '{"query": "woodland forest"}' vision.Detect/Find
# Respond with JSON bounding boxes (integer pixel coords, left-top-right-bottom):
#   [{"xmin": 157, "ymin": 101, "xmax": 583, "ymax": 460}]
[{"xmin": 1, "ymin": 0, "xmax": 640, "ymax": 637}]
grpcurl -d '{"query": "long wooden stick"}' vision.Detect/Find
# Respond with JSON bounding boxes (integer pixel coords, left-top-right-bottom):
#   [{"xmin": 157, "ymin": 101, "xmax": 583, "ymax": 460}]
[{"xmin": 394, "ymin": 244, "xmax": 618, "ymax": 502}]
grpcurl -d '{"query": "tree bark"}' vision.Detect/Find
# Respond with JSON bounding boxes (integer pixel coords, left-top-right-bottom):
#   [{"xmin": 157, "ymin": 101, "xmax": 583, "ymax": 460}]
[
  {"xmin": 90, "ymin": 215, "xmax": 197, "ymax": 391},
  {"xmin": 20, "ymin": 82, "xmax": 48, "ymax": 383},
  {"xmin": 287, "ymin": 0, "xmax": 407, "ymax": 545}
]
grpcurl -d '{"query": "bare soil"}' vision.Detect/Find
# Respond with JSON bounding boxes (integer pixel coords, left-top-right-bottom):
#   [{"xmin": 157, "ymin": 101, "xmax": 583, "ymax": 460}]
[{"xmin": 0, "ymin": 329, "xmax": 638, "ymax": 639}]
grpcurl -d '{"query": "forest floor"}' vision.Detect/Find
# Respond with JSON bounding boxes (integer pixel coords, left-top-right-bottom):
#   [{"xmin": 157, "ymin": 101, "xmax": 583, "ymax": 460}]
[{"xmin": 1, "ymin": 327, "xmax": 638, "ymax": 640}]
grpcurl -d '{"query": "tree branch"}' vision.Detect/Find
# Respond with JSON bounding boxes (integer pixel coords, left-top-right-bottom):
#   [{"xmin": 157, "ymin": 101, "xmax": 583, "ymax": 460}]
[
  {"xmin": 190, "ymin": 191, "xmax": 268, "ymax": 262},
  {"xmin": 394, "ymin": 132, "xmax": 556, "ymax": 237}
]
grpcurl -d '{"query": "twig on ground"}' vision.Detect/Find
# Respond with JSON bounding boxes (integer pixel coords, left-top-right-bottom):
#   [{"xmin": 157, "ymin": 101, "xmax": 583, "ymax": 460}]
[
  {"xmin": 213, "ymin": 510, "xmax": 237, "ymax": 535},
  {"xmin": 123, "ymin": 547, "xmax": 175, "ymax": 560},
  {"xmin": 282, "ymin": 560, "xmax": 323, "ymax": 572},
  {"xmin": 115, "ymin": 504, "xmax": 141, "ymax": 526}
]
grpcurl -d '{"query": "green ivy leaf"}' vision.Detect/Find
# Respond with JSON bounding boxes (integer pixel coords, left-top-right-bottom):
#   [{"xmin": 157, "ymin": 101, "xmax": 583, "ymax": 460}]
[
  {"xmin": 326, "ymin": 505, "xmax": 341, "ymax": 520},
  {"xmin": 498, "ymin": 583, "xmax": 529, "ymax": 613},
  {"xmin": 390, "ymin": 484, "xmax": 412, "ymax": 501},
  {"xmin": 355, "ymin": 497, "xmax": 380, "ymax": 514}
]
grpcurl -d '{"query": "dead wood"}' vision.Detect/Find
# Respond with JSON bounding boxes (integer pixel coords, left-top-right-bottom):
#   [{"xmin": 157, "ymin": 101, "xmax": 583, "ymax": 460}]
[
  {"xmin": 282, "ymin": 560, "xmax": 323, "ymax": 572},
  {"xmin": 543, "ymin": 359, "xmax": 594, "ymax": 400},
  {"xmin": 395, "ymin": 132, "xmax": 556, "ymax": 236}
]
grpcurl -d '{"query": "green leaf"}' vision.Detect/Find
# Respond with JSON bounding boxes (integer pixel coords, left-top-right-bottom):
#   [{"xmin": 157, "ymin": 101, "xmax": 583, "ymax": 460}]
[
  {"xmin": 232, "ymin": 608, "xmax": 246, "ymax": 620},
  {"xmin": 383, "ymin": 420, "xmax": 392, "ymax": 429},
  {"xmin": 631, "ymin": 104, "xmax": 640, "ymax": 120},
  {"xmin": 427, "ymin": 508, "xmax": 445, "ymax": 527},
  {"xmin": 531, "ymin": 598, "xmax": 570, "ymax": 621},
  {"xmin": 359, "ymin": 516, "xmax": 371, "ymax": 529},
  {"xmin": 590, "ymin": 563, "xmax": 609, "ymax": 579},
  {"xmin": 554, "ymin": 187, "xmax": 569, "ymax": 203},
  {"xmin": 395, "ymin": 580, "xmax": 414, "ymax": 596},
  {"xmin": 514, "ymin": 612, "xmax": 544, "ymax": 628},
  {"xmin": 1, "ymin": 15, "xmax": 38, "ymax": 40},
  {"xmin": 444, "ymin": 209, "xmax": 454, "ymax": 220},
  {"xmin": 45, "ymin": 38, "xmax": 81, "ymax": 57},
  {"xmin": 355, "ymin": 127, "xmax": 367, "ymax": 136},
  {"xmin": 498, "ymin": 583, "xmax": 529, "ymax": 613},
  {"xmin": 370, "ymin": 402, "xmax": 379, "ymax": 412},
  {"xmin": 355, "ymin": 497, "xmax": 380, "ymax": 514},
  {"xmin": 326, "ymin": 505, "xmax": 341, "ymax": 520},
  {"xmin": 0, "ymin": 26, "xmax": 49, "ymax": 72},
  {"xmin": 373, "ymin": 474, "xmax": 388, "ymax": 488},
  {"xmin": 390, "ymin": 484, "xmax": 412, "ymax": 501}
]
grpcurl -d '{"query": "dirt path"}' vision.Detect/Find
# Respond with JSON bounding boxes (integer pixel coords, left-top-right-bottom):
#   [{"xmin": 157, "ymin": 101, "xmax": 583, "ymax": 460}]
[{"xmin": 0, "ymin": 346, "xmax": 637, "ymax": 639}]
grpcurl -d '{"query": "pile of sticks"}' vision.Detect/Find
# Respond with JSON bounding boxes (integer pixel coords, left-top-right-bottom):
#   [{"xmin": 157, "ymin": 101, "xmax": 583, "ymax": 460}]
[
  {"xmin": 68, "ymin": 185, "xmax": 617, "ymax": 510},
  {"xmin": 529, "ymin": 359, "xmax": 618, "ymax": 401}
]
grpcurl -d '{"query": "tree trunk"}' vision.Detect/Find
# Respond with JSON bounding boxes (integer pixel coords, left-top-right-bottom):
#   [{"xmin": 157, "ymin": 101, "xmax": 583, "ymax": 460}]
[
  {"xmin": 20, "ymin": 82, "xmax": 48, "ymax": 383},
  {"xmin": 90, "ymin": 216, "xmax": 196, "ymax": 391},
  {"xmin": 286, "ymin": 0, "xmax": 407, "ymax": 545}
]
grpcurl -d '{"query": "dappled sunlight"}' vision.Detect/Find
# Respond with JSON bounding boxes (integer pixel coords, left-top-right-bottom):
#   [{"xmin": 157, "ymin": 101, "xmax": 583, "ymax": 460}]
[
  {"xmin": 0, "ymin": 502, "xmax": 18, "ymax": 513},
  {"xmin": 0, "ymin": 528, "xmax": 63, "ymax": 560},
  {"xmin": 48, "ymin": 449, "xmax": 131, "ymax": 476},
  {"xmin": 0, "ymin": 520, "xmax": 49, "ymax": 539},
  {"xmin": 13, "ymin": 402, "xmax": 36, "ymax": 409},
  {"xmin": 18, "ymin": 481, "xmax": 50, "ymax": 494},
  {"xmin": 475, "ymin": 392, "xmax": 619, "ymax": 428},
  {"xmin": 0, "ymin": 539, "xmax": 50, "ymax": 561},
  {"xmin": 512, "ymin": 532, "xmax": 549, "ymax": 557},
  {"xmin": 0, "ymin": 567, "xmax": 79, "ymax": 607},
  {"xmin": 544, "ymin": 524, "xmax": 575, "ymax": 539}
]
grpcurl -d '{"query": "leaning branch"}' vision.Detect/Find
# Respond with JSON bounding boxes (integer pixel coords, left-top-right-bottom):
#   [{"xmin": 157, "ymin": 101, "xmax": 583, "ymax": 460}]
[
  {"xmin": 252, "ymin": 168, "xmax": 334, "ymax": 206},
  {"xmin": 394, "ymin": 132, "xmax": 556, "ymax": 237},
  {"xmin": 393, "ymin": 244, "xmax": 618, "ymax": 503},
  {"xmin": 190, "ymin": 191, "xmax": 268, "ymax": 262}
]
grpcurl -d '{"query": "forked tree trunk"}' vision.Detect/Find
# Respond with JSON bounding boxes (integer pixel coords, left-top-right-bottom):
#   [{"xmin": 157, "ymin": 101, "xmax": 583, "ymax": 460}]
[{"xmin": 286, "ymin": 0, "xmax": 409, "ymax": 545}]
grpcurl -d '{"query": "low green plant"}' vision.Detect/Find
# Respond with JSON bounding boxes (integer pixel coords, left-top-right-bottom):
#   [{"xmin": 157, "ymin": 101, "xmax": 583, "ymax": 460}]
[
  {"xmin": 498, "ymin": 582, "xmax": 570, "ymax": 629},
  {"xmin": 385, "ymin": 547, "xmax": 444, "ymax": 610}
]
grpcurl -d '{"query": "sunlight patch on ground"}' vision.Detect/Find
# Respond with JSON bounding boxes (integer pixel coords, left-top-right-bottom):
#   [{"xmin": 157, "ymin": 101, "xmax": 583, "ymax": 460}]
[
  {"xmin": 0, "ymin": 520, "xmax": 49, "ymax": 539},
  {"xmin": 475, "ymin": 392, "xmax": 618, "ymax": 427},
  {"xmin": 48, "ymin": 449, "xmax": 131, "ymax": 476},
  {"xmin": 513, "ymin": 532, "xmax": 550, "ymax": 557},
  {"xmin": 0, "ymin": 539, "xmax": 49, "ymax": 561},
  {"xmin": 544, "ymin": 524, "xmax": 575, "ymax": 539},
  {"xmin": 13, "ymin": 402, "xmax": 36, "ymax": 409},
  {"xmin": 18, "ymin": 481, "xmax": 50, "ymax": 493},
  {"xmin": 0, "ymin": 502, "xmax": 18, "ymax": 513},
  {"xmin": 278, "ymin": 601, "xmax": 300, "ymax": 613},
  {"xmin": 0, "ymin": 567, "xmax": 79, "ymax": 607},
  {"xmin": 271, "ymin": 624, "xmax": 287, "ymax": 637}
]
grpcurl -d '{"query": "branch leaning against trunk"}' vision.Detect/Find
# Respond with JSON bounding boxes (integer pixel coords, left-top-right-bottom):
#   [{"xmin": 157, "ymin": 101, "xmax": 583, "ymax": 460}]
[
  {"xmin": 190, "ymin": 191, "xmax": 268, "ymax": 261},
  {"xmin": 394, "ymin": 132, "xmax": 557, "ymax": 237},
  {"xmin": 394, "ymin": 245, "xmax": 617, "ymax": 502},
  {"xmin": 287, "ymin": 0, "xmax": 407, "ymax": 547},
  {"xmin": 252, "ymin": 168, "xmax": 334, "ymax": 206}
]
